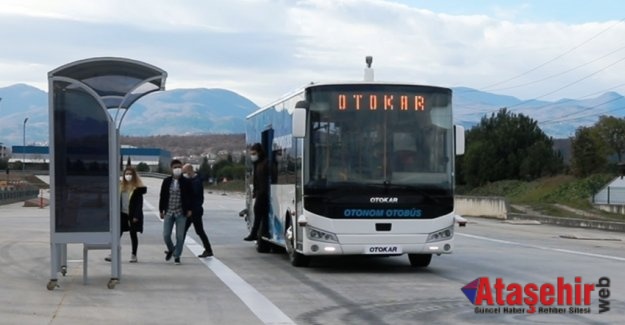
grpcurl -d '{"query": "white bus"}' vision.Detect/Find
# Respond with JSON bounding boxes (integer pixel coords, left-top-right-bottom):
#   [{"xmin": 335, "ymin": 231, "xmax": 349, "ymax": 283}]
[{"xmin": 244, "ymin": 59, "xmax": 465, "ymax": 267}]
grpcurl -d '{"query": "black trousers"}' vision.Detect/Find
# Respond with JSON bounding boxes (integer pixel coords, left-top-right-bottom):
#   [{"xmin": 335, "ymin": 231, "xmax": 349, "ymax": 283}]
[
  {"xmin": 184, "ymin": 213, "xmax": 213, "ymax": 252},
  {"xmin": 121, "ymin": 213, "xmax": 138, "ymax": 255},
  {"xmin": 250, "ymin": 196, "xmax": 269, "ymax": 237}
]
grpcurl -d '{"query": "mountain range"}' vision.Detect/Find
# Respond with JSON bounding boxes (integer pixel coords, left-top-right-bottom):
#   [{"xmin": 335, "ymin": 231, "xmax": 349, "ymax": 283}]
[
  {"xmin": 0, "ymin": 83, "xmax": 258, "ymax": 147},
  {"xmin": 1, "ymin": 83, "xmax": 624, "ymax": 147},
  {"xmin": 453, "ymin": 87, "xmax": 625, "ymax": 137}
]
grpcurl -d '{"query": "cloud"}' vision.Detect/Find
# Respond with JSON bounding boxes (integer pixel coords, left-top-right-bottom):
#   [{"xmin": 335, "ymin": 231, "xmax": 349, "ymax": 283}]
[{"xmin": 1, "ymin": 0, "xmax": 625, "ymax": 108}]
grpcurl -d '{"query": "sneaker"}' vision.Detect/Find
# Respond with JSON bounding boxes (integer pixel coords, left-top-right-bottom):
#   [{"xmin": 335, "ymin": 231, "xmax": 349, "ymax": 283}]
[
  {"xmin": 104, "ymin": 254, "xmax": 111, "ymax": 262},
  {"xmin": 198, "ymin": 250, "xmax": 213, "ymax": 258},
  {"xmin": 243, "ymin": 234, "xmax": 257, "ymax": 241},
  {"xmin": 174, "ymin": 257, "xmax": 181, "ymax": 265},
  {"xmin": 164, "ymin": 250, "xmax": 173, "ymax": 261},
  {"xmin": 129, "ymin": 254, "xmax": 137, "ymax": 263}
]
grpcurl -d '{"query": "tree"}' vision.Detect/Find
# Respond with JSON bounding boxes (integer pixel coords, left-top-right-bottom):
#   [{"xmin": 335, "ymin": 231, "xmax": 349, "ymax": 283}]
[
  {"xmin": 212, "ymin": 155, "xmax": 247, "ymax": 182},
  {"xmin": 570, "ymin": 126, "xmax": 607, "ymax": 177},
  {"xmin": 520, "ymin": 141, "xmax": 563, "ymax": 180},
  {"xmin": 212, "ymin": 158, "xmax": 232, "ymax": 182},
  {"xmin": 594, "ymin": 116, "xmax": 625, "ymax": 162},
  {"xmin": 199, "ymin": 156, "xmax": 212, "ymax": 181},
  {"xmin": 231, "ymin": 165, "xmax": 245, "ymax": 180},
  {"xmin": 215, "ymin": 164, "xmax": 245, "ymax": 181},
  {"xmin": 212, "ymin": 159, "xmax": 232, "ymax": 177},
  {"xmin": 136, "ymin": 162, "xmax": 150, "ymax": 172},
  {"xmin": 461, "ymin": 140, "xmax": 499, "ymax": 187},
  {"xmin": 216, "ymin": 166, "xmax": 233, "ymax": 181},
  {"xmin": 458, "ymin": 108, "xmax": 563, "ymax": 187}
]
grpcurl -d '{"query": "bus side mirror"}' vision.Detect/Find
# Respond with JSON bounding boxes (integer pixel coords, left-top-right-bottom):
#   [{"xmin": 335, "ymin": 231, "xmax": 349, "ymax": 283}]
[
  {"xmin": 292, "ymin": 101, "xmax": 309, "ymax": 138},
  {"xmin": 292, "ymin": 108, "xmax": 307, "ymax": 138},
  {"xmin": 454, "ymin": 125, "xmax": 465, "ymax": 155}
]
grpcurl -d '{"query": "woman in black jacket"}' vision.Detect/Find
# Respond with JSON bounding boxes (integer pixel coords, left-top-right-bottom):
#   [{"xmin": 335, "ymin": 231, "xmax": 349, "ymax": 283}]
[{"xmin": 107, "ymin": 166, "xmax": 147, "ymax": 263}]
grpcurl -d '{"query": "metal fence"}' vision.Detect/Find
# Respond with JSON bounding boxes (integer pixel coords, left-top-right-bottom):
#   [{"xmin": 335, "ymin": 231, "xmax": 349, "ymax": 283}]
[
  {"xmin": 0, "ymin": 188, "xmax": 39, "ymax": 205},
  {"xmin": 593, "ymin": 186, "xmax": 625, "ymax": 205}
]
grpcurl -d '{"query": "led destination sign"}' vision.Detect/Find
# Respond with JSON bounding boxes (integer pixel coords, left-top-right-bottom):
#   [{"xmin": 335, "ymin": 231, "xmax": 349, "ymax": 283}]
[{"xmin": 337, "ymin": 93, "xmax": 426, "ymax": 111}]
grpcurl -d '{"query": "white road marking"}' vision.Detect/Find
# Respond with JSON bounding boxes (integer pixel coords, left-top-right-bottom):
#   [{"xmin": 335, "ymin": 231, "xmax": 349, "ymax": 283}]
[
  {"xmin": 457, "ymin": 233, "xmax": 625, "ymax": 262},
  {"xmin": 144, "ymin": 200, "xmax": 295, "ymax": 325}
]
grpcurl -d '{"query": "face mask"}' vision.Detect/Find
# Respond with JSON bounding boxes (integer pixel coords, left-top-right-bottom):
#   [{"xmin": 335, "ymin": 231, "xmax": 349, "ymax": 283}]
[
  {"xmin": 124, "ymin": 174, "xmax": 133, "ymax": 182},
  {"xmin": 250, "ymin": 154, "xmax": 258, "ymax": 162},
  {"xmin": 182, "ymin": 173, "xmax": 190, "ymax": 179},
  {"xmin": 173, "ymin": 168, "xmax": 182, "ymax": 177}
]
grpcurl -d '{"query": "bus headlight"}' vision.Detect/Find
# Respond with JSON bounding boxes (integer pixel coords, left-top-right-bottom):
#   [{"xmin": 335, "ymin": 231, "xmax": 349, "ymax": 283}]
[
  {"xmin": 426, "ymin": 226, "xmax": 454, "ymax": 243},
  {"xmin": 307, "ymin": 226, "xmax": 339, "ymax": 243}
]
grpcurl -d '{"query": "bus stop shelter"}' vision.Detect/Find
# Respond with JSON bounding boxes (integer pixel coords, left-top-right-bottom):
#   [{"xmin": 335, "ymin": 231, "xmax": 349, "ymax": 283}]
[{"xmin": 47, "ymin": 57, "xmax": 167, "ymax": 289}]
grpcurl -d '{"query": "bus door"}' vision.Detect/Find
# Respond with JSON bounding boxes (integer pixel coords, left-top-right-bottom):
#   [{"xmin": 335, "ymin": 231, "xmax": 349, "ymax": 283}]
[{"xmin": 261, "ymin": 129, "xmax": 275, "ymax": 239}]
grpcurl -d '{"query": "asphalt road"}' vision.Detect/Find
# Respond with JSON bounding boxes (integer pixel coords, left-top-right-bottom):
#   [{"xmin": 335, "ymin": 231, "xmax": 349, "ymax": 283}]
[{"xmin": 0, "ymin": 176, "xmax": 623, "ymax": 324}]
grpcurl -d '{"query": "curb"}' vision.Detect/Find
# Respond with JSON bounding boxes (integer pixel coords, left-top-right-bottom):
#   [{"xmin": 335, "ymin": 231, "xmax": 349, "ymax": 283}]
[
  {"xmin": 507, "ymin": 213, "xmax": 625, "ymax": 233},
  {"xmin": 559, "ymin": 234, "xmax": 622, "ymax": 241}
]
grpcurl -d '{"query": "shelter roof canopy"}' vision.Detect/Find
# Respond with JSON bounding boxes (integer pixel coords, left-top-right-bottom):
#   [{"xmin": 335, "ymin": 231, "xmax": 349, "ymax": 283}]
[{"xmin": 49, "ymin": 57, "xmax": 167, "ymax": 109}]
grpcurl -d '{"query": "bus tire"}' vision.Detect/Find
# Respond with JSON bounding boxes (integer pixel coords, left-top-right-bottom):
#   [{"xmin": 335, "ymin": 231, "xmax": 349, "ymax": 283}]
[
  {"xmin": 408, "ymin": 254, "xmax": 432, "ymax": 267},
  {"xmin": 285, "ymin": 223, "xmax": 310, "ymax": 267}
]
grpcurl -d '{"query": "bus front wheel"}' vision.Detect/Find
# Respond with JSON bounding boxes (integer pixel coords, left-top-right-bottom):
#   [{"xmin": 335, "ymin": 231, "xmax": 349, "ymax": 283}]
[
  {"xmin": 285, "ymin": 224, "xmax": 310, "ymax": 267},
  {"xmin": 408, "ymin": 254, "xmax": 432, "ymax": 267}
]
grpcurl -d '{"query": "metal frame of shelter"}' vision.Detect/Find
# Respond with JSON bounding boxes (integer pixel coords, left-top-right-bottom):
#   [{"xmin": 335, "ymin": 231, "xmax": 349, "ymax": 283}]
[{"xmin": 47, "ymin": 57, "xmax": 167, "ymax": 289}]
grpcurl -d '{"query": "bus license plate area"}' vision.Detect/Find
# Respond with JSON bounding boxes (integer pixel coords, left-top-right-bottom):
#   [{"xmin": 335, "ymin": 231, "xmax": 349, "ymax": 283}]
[{"xmin": 365, "ymin": 245, "xmax": 402, "ymax": 254}]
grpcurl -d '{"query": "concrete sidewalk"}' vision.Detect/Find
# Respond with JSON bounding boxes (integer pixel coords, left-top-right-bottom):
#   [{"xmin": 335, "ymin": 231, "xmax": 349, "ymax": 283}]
[{"xmin": 0, "ymin": 200, "xmax": 262, "ymax": 325}]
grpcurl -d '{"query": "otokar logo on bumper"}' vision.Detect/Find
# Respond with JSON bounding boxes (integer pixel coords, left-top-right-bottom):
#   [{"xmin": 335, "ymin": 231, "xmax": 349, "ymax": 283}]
[
  {"xmin": 461, "ymin": 277, "xmax": 611, "ymax": 314},
  {"xmin": 370, "ymin": 197, "xmax": 398, "ymax": 203}
]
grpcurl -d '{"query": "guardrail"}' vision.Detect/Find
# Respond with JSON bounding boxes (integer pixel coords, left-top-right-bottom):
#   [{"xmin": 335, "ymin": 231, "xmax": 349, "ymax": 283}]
[
  {"xmin": 0, "ymin": 188, "xmax": 39, "ymax": 205},
  {"xmin": 138, "ymin": 172, "xmax": 169, "ymax": 179}
]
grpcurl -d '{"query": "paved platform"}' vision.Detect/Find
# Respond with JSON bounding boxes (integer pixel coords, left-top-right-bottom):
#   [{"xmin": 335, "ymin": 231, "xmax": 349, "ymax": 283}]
[{"xmin": 0, "ymin": 193, "xmax": 268, "ymax": 324}]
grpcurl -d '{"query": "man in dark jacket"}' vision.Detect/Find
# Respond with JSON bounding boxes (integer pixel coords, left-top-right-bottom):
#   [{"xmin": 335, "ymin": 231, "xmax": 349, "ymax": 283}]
[
  {"xmin": 244, "ymin": 143, "xmax": 270, "ymax": 241},
  {"xmin": 182, "ymin": 163, "xmax": 214, "ymax": 257},
  {"xmin": 159, "ymin": 159, "xmax": 193, "ymax": 265}
]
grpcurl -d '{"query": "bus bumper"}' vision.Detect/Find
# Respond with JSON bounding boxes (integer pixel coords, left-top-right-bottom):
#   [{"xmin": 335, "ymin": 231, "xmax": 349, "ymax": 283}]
[{"xmin": 301, "ymin": 237, "xmax": 454, "ymax": 256}]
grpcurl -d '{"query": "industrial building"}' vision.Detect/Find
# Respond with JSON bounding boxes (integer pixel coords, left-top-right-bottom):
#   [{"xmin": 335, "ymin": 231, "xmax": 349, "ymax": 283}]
[{"xmin": 9, "ymin": 146, "xmax": 171, "ymax": 172}]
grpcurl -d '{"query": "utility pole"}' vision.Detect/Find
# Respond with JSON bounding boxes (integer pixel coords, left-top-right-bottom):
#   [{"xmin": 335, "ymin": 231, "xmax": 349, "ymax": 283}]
[{"xmin": 23, "ymin": 117, "xmax": 29, "ymax": 171}]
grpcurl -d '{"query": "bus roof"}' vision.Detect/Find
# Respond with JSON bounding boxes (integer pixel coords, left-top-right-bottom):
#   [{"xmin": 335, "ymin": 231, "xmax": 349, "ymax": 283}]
[{"xmin": 247, "ymin": 81, "xmax": 451, "ymax": 119}]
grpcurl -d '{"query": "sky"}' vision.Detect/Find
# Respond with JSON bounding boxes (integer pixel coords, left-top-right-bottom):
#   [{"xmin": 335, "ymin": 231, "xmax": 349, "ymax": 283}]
[{"xmin": 1, "ymin": 0, "xmax": 625, "ymax": 107}]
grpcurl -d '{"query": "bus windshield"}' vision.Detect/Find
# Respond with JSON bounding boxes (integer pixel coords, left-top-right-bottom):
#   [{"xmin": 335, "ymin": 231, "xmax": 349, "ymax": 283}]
[{"xmin": 306, "ymin": 84, "xmax": 453, "ymax": 191}]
